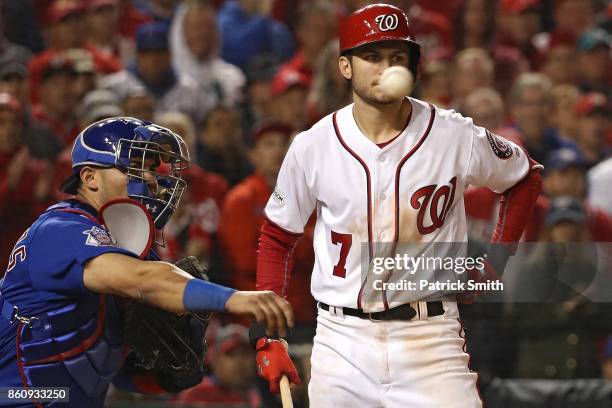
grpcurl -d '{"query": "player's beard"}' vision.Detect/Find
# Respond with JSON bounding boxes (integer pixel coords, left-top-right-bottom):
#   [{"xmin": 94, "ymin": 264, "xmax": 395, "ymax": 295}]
[{"xmin": 351, "ymin": 73, "xmax": 396, "ymax": 106}]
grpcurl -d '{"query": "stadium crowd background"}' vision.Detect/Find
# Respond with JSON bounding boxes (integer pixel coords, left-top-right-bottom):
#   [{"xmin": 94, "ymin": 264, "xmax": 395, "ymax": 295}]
[{"xmin": 0, "ymin": 0, "xmax": 611, "ymax": 406}]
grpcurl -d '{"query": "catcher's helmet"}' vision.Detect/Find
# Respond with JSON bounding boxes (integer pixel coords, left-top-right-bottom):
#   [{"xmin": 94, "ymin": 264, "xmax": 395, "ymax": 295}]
[
  {"xmin": 60, "ymin": 116, "xmax": 190, "ymax": 229},
  {"xmin": 339, "ymin": 3, "xmax": 420, "ymax": 79}
]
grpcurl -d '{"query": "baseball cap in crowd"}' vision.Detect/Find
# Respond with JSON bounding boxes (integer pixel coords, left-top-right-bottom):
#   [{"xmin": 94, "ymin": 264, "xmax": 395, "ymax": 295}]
[
  {"xmin": 0, "ymin": 62, "xmax": 28, "ymax": 80},
  {"xmin": 213, "ymin": 324, "xmax": 250, "ymax": 354},
  {"xmin": 245, "ymin": 54, "xmax": 280, "ymax": 84},
  {"xmin": 136, "ymin": 22, "xmax": 170, "ymax": 52},
  {"xmin": 544, "ymin": 148, "xmax": 587, "ymax": 174},
  {"xmin": 577, "ymin": 28, "xmax": 611, "ymax": 52},
  {"xmin": 79, "ymin": 89, "xmax": 122, "ymax": 123},
  {"xmin": 545, "ymin": 196, "xmax": 586, "ymax": 226},
  {"xmin": 500, "ymin": 0, "xmax": 540, "ymax": 14},
  {"xmin": 271, "ymin": 69, "xmax": 309, "ymax": 97},
  {"xmin": 46, "ymin": 0, "xmax": 85, "ymax": 25},
  {"xmin": 574, "ymin": 92, "xmax": 609, "ymax": 116},
  {"xmin": 40, "ymin": 55, "xmax": 76, "ymax": 82},
  {"xmin": 63, "ymin": 49, "xmax": 96, "ymax": 74},
  {"xmin": 250, "ymin": 121, "xmax": 293, "ymax": 146}
]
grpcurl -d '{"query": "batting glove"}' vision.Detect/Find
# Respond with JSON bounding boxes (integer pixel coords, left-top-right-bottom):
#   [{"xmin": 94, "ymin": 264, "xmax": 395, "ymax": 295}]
[{"xmin": 255, "ymin": 338, "xmax": 301, "ymax": 394}]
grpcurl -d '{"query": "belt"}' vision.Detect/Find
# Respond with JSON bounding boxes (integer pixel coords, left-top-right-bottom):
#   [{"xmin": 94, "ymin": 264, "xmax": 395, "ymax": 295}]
[{"xmin": 319, "ymin": 301, "xmax": 444, "ymax": 321}]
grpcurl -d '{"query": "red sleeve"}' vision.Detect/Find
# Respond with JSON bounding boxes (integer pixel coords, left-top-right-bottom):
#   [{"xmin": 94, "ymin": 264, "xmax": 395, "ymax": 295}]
[
  {"xmin": 471, "ymin": 157, "xmax": 542, "ymax": 286},
  {"xmin": 491, "ymin": 156, "xmax": 543, "ymax": 248},
  {"xmin": 256, "ymin": 218, "xmax": 302, "ymax": 297}
]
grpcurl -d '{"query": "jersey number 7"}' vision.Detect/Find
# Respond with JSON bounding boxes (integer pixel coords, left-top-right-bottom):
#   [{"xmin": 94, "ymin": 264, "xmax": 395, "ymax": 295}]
[{"xmin": 331, "ymin": 231, "xmax": 352, "ymax": 278}]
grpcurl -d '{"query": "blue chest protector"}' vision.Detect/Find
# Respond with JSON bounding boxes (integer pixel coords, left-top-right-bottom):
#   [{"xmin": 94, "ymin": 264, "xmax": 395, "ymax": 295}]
[{"xmin": 0, "ymin": 200, "xmax": 145, "ymax": 407}]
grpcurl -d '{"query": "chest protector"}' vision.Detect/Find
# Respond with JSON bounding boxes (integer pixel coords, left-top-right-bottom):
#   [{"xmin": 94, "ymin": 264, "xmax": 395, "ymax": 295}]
[{"xmin": 13, "ymin": 204, "xmax": 126, "ymax": 404}]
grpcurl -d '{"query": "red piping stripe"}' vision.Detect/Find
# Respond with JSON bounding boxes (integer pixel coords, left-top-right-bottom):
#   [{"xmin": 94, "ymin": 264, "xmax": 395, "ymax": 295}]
[
  {"xmin": 459, "ymin": 318, "xmax": 484, "ymax": 406},
  {"xmin": 24, "ymin": 295, "xmax": 107, "ymax": 365},
  {"xmin": 382, "ymin": 104, "xmax": 435, "ymax": 310},
  {"xmin": 376, "ymin": 108, "xmax": 412, "ymax": 149},
  {"xmin": 332, "ymin": 111, "xmax": 373, "ymax": 310},
  {"xmin": 393, "ymin": 103, "xmax": 435, "ymax": 244},
  {"xmin": 16, "ymin": 322, "xmax": 44, "ymax": 408}
]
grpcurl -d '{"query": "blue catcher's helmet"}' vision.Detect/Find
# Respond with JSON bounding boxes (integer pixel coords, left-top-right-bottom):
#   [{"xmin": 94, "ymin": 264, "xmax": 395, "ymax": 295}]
[{"xmin": 60, "ymin": 117, "xmax": 190, "ymax": 229}]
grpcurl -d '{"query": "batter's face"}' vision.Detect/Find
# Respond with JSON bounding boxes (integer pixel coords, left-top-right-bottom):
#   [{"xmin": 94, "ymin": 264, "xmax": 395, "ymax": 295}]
[{"xmin": 339, "ymin": 41, "xmax": 411, "ymax": 105}]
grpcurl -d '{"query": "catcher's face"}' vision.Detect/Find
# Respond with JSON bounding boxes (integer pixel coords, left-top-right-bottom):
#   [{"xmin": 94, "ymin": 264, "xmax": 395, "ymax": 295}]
[
  {"xmin": 339, "ymin": 41, "xmax": 411, "ymax": 105},
  {"xmin": 121, "ymin": 129, "xmax": 190, "ymax": 230},
  {"xmin": 79, "ymin": 166, "xmax": 130, "ymax": 206},
  {"xmin": 127, "ymin": 156, "xmax": 162, "ymax": 198}
]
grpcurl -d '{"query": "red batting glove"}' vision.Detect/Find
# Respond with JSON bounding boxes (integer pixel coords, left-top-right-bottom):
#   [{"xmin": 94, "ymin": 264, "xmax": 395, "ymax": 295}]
[
  {"xmin": 458, "ymin": 260, "xmax": 502, "ymax": 304},
  {"xmin": 255, "ymin": 338, "xmax": 301, "ymax": 394}
]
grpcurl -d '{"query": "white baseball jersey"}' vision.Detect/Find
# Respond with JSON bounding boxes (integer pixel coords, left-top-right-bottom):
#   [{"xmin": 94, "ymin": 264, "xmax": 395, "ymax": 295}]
[{"xmin": 265, "ymin": 98, "xmax": 528, "ymax": 311}]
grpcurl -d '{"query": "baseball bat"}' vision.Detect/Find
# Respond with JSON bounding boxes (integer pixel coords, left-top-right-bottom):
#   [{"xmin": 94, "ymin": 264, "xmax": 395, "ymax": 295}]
[
  {"xmin": 279, "ymin": 339, "xmax": 294, "ymax": 408},
  {"xmin": 280, "ymin": 375, "xmax": 293, "ymax": 408}
]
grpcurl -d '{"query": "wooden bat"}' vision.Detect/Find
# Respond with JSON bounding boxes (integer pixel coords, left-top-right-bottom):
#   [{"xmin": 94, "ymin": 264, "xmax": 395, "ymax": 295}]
[
  {"xmin": 280, "ymin": 375, "xmax": 293, "ymax": 408},
  {"xmin": 279, "ymin": 339, "xmax": 294, "ymax": 408}
]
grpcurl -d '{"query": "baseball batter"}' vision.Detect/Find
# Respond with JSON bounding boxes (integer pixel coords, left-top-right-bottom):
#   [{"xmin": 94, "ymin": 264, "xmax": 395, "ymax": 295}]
[{"xmin": 252, "ymin": 4, "xmax": 543, "ymax": 407}]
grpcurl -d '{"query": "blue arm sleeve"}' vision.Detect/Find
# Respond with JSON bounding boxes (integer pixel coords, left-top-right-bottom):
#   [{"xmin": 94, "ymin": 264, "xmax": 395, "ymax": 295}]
[{"xmin": 183, "ymin": 279, "xmax": 236, "ymax": 313}]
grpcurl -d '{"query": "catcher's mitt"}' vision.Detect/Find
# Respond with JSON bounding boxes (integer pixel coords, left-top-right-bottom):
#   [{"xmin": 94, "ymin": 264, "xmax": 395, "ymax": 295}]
[{"xmin": 123, "ymin": 256, "xmax": 212, "ymax": 391}]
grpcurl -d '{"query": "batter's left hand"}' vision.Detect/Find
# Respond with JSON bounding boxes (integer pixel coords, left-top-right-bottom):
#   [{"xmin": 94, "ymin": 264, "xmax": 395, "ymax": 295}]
[{"xmin": 255, "ymin": 338, "xmax": 301, "ymax": 393}]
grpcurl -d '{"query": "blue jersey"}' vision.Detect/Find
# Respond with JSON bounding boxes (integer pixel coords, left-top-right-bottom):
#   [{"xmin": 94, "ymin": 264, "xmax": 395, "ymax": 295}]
[{"xmin": 0, "ymin": 199, "xmax": 138, "ymax": 407}]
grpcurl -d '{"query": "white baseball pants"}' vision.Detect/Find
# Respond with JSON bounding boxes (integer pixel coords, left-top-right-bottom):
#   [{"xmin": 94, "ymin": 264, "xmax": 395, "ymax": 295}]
[{"xmin": 308, "ymin": 302, "xmax": 482, "ymax": 407}]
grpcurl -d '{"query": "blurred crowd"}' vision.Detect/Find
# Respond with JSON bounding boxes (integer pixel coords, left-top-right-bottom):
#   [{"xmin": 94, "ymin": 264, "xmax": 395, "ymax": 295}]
[{"xmin": 0, "ymin": 0, "xmax": 611, "ymax": 406}]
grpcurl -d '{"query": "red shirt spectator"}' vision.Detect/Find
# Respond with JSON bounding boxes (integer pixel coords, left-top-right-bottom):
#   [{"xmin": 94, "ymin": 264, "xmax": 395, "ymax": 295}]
[
  {"xmin": 30, "ymin": 55, "xmax": 81, "ymax": 146},
  {"xmin": 465, "ymin": 189, "xmax": 612, "ymax": 243},
  {"xmin": 219, "ymin": 173, "xmax": 316, "ymax": 324},
  {"xmin": 156, "ymin": 165, "xmax": 229, "ymax": 263},
  {"xmin": 409, "ymin": 4, "xmax": 453, "ymax": 60},
  {"xmin": 0, "ymin": 93, "xmax": 54, "ymax": 269},
  {"xmin": 177, "ymin": 324, "xmax": 261, "ymax": 408},
  {"xmin": 28, "ymin": 1, "xmax": 121, "ymax": 105},
  {"xmin": 177, "ymin": 376, "xmax": 261, "ymax": 407},
  {"xmin": 119, "ymin": 0, "xmax": 152, "ymax": 37}
]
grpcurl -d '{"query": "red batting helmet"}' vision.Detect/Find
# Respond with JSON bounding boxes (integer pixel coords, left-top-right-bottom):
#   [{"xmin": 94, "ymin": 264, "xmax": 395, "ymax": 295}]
[{"xmin": 339, "ymin": 3, "xmax": 420, "ymax": 79}]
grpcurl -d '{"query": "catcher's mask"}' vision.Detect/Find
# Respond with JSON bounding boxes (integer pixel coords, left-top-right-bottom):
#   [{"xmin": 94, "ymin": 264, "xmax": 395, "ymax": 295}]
[{"xmin": 60, "ymin": 117, "xmax": 190, "ymax": 232}]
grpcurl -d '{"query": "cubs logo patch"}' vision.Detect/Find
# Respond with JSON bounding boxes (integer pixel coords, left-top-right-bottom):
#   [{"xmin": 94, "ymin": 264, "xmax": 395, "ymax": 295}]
[
  {"xmin": 83, "ymin": 226, "xmax": 119, "ymax": 247},
  {"xmin": 272, "ymin": 187, "xmax": 286, "ymax": 207},
  {"xmin": 486, "ymin": 130, "xmax": 513, "ymax": 160}
]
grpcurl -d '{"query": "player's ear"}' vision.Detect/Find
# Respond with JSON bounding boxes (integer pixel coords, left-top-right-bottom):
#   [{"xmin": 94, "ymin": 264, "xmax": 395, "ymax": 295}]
[
  {"xmin": 80, "ymin": 166, "xmax": 99, "ymax": 192},
  {"xmin": 339, "ymin": 55, "xmax": 352, "ymax": 80}
]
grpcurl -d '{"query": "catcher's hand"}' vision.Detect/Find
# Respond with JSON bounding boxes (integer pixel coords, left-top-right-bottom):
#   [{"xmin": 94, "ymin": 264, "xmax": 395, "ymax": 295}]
[{"xmin": 123, "ymin": 256, "xmax": 211, "ymax": 392}]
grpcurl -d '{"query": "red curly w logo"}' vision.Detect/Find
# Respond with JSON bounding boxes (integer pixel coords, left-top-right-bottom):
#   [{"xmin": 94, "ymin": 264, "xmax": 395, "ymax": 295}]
[{"xmin": 410, "ymin": 177, "xmax": 457, "ymax": 235}]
